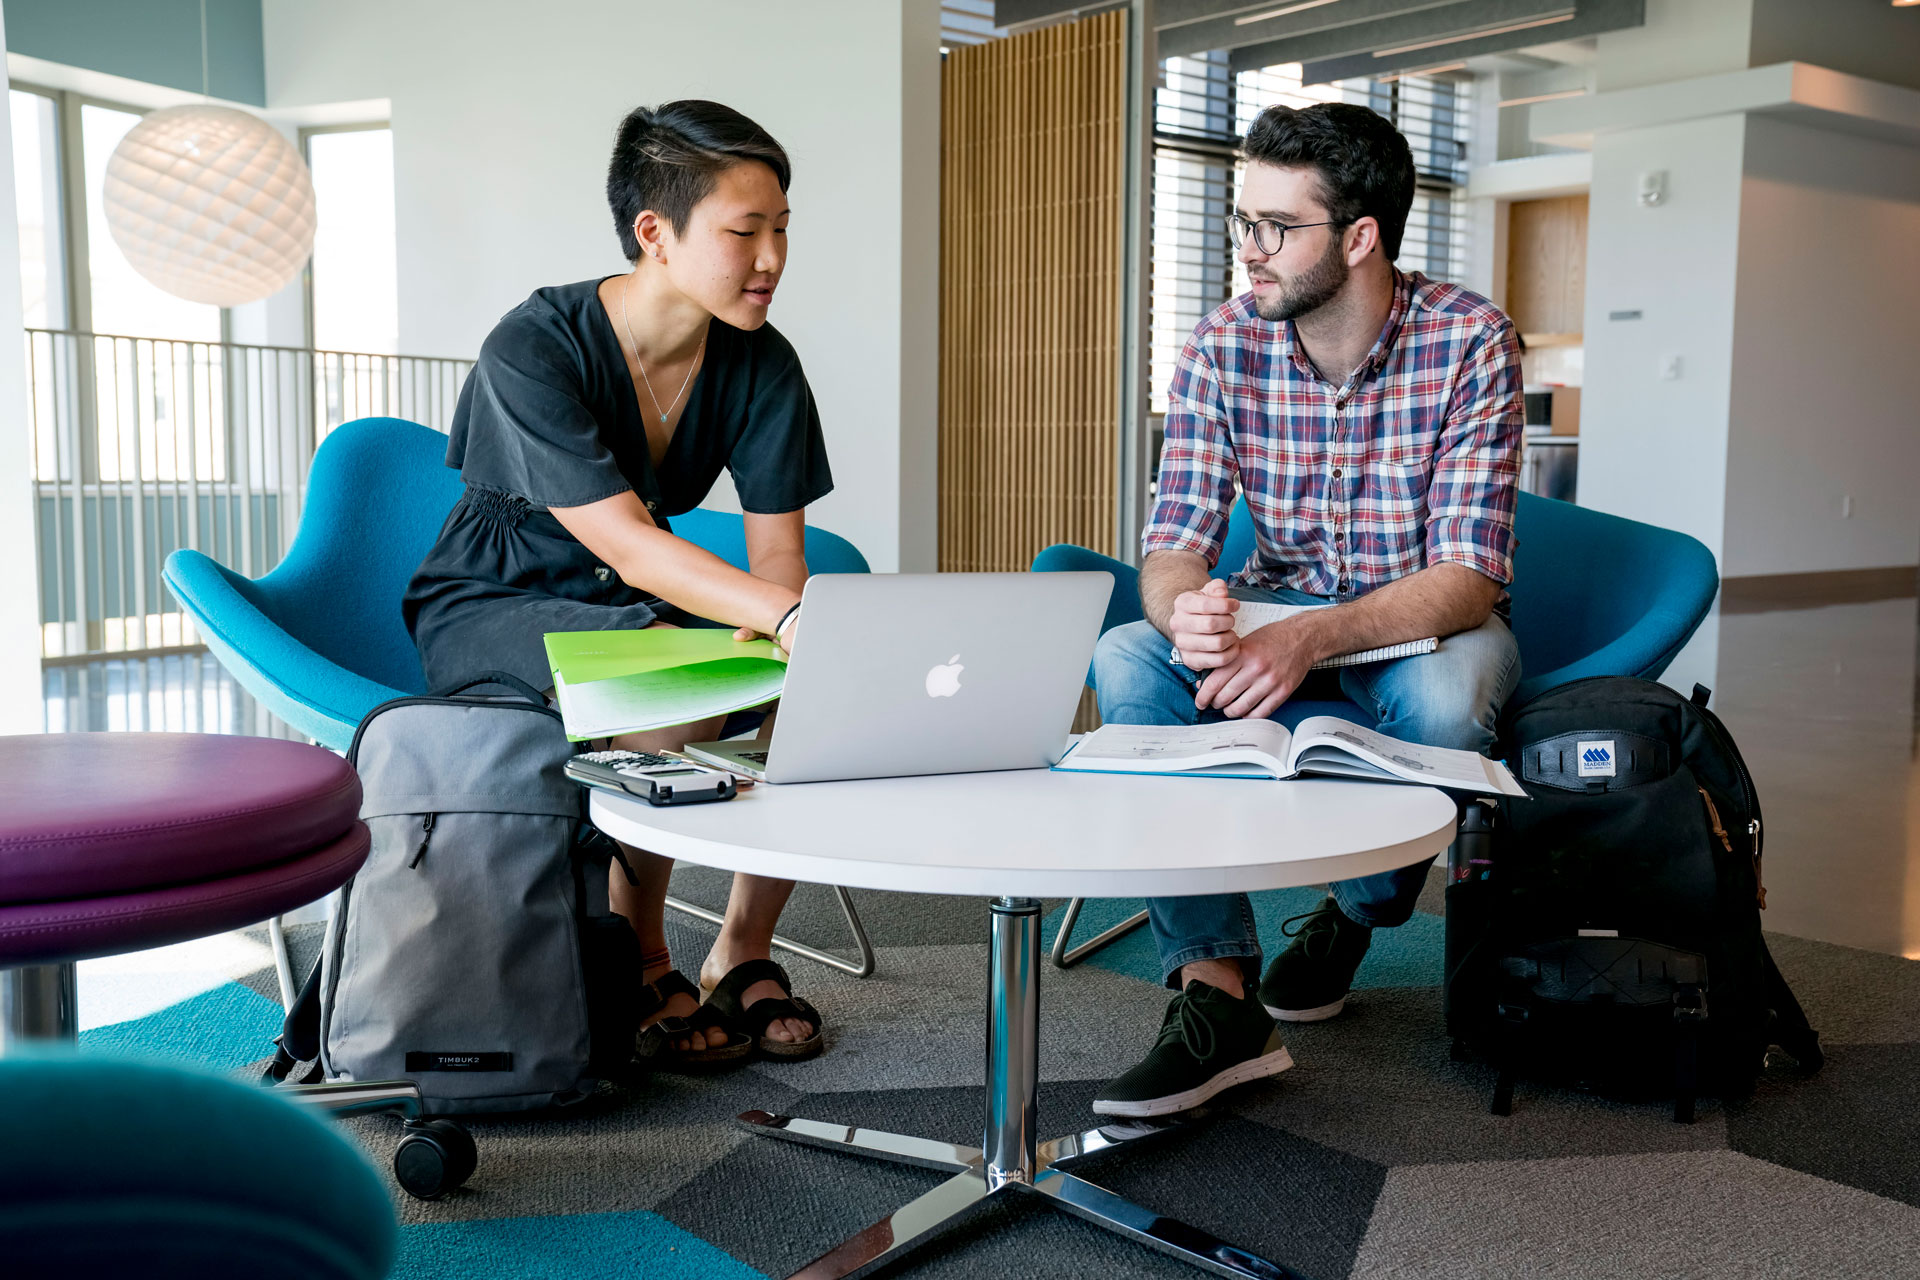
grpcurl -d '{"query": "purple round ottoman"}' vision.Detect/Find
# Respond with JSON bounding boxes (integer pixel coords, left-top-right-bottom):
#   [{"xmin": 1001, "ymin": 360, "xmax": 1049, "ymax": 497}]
[{"xmin": 0, "ymin": 732, "xmax": 367, "ymax": 1042}]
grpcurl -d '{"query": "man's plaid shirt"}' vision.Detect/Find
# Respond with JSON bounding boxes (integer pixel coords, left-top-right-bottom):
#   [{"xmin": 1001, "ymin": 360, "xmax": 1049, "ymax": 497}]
[{"xmin": 1144, "ymin": 269, "xmax": 1523, "ymax": 602}]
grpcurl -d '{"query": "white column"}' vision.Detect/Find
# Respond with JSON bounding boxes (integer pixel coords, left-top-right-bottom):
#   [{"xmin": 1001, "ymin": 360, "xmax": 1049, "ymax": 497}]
[{"xmin": 0, "ymin": 8, "xmax": 47, "ymax": 734}]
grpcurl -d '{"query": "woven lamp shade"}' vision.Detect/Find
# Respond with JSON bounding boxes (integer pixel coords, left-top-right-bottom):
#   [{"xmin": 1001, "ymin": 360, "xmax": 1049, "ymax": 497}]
[{"xmin": 103, "ymin": 104, "xmax": 317, "ymax": 307}]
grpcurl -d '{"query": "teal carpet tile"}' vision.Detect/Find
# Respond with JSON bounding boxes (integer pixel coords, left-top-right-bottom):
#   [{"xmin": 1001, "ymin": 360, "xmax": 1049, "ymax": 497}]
[
  {"xmin": 79, "ymin": 980, "xmax": 285, "ymax": 1072},
  {"xmin": 394, "ymin": 1210, "xmax": 765, "ymax": 1280}
]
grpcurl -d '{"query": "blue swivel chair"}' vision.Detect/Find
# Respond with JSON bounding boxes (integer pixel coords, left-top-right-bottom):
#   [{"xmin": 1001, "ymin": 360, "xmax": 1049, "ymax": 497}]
[
  {"xmin": 0, "ymin": 1054, "xmax": 396, "ymax": 1278},
  {"xmin": 1032, "ymin": 490, "xmax": 1721, "ymax": 964},
  {"xmin": 164, "ymin": 416, "xmax": 877, "ymax": 979}
]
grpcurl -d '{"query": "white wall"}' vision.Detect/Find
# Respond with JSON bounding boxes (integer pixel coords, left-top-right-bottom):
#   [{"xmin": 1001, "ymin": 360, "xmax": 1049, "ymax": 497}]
[
  {"xmin": 1593, "ymin": 0, "xmax": 1755, "ymax": 94},
  {"xmin": 1576, "ymin": 113, "xmax": 1748, "ymax": 566},
  {"xmin": 0, "ymin": 7, "xmax": 45, "ymax": 732},
  {"xmin": 1723, "ymin": 116, "xmax": 1920, "ymax": 578},
  {"xmin": 260, "ymin": 0, "xmax": 941, "ymax": 572}
]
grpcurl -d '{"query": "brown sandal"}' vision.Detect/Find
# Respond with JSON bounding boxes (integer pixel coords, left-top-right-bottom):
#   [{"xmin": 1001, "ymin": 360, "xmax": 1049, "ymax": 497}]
[
  {"xmin": 633, "ymin": 969, "xmax": 751, "ymax": 1071},
  {"xmin": 703, "ymin": 959, "xmax": 824, "ymax": 1061}
]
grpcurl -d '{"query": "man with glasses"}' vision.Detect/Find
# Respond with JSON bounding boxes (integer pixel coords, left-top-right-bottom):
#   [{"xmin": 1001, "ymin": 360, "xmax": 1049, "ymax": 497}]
[{"xmin": 1092, "ymin": 102, "xmax": 1522, "ymax": 1119}]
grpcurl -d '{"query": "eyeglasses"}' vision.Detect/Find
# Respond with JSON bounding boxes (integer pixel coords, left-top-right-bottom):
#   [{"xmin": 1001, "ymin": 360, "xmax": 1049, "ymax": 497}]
[{"xmin": 1224, "ymin": 213, "xmax": 1344, "ymax": 256}]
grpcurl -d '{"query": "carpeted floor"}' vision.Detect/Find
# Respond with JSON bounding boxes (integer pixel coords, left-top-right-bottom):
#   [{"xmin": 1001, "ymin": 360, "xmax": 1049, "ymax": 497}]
[{"xmin": 82, "ymin": 862, "xmax": 1920, "ymax": 1280}]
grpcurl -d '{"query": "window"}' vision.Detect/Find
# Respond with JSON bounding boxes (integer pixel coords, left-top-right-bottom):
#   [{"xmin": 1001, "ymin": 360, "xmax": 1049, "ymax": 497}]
[
  {"xmin": 1148, "ymin": 57, "xmax": 1474, "ymax": 414},
  {"xmin": 940, "ymin": 0, "xmax": 1005, "ymax": 48},
  {"xmin": 304, "ymin": 125, "xmax": 397, "ymax": 354},
  {"xmin": 10, "ymin": 88, "xmax": 65, "ymax": 328}
]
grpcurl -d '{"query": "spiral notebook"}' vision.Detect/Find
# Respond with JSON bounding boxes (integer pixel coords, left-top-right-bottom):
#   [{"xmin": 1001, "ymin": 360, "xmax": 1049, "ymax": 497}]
[{"xmin": 1169, "ymin": 600, "xmax": 1437, "ymax": 669}]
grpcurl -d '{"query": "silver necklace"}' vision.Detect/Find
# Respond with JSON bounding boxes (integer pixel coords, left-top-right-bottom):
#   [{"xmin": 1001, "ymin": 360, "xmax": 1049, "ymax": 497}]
[{"xmin": 621, "ymin": 276, "xmax": 705, "ymax": 425}]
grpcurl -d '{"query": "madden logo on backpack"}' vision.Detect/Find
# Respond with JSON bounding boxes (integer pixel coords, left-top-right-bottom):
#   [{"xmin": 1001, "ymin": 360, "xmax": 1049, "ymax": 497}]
[
  {"xmin": 1446, "ymin": 676, "xmax": 1823, "ymax": 1123},
  {"xmin": 268, "ymin": 672, "xmax": 645, "ymax": 1114}
]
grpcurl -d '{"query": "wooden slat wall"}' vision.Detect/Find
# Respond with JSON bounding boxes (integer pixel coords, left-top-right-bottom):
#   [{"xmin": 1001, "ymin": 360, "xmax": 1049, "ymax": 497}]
[{"xmin": 939, "ymin": 10, "xmax": 1126, "ymax": 571}]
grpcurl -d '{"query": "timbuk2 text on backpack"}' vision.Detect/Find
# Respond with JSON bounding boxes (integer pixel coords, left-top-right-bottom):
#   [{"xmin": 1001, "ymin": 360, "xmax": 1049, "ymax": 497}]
[
  {"xmin": 272, "ymin": 672, "xmax": 641, "ymax": 1114},
  {"xmin": 1445, "ymin": 676, "xmax": 1822, "ymax": 1122}
]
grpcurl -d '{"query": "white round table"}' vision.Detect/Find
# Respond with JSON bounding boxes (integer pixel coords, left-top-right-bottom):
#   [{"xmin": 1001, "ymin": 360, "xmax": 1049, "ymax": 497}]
[{"xmin": 591, "ymin": 768, "xmax": 1455, "ymax": 1280}]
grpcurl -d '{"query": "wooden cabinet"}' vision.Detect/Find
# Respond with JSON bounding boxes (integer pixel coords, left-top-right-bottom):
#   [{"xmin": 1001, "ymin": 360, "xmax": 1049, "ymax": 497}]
[{"xmin": 1505, "ymin": 194, "xmax": 1588, "ymax": 341}]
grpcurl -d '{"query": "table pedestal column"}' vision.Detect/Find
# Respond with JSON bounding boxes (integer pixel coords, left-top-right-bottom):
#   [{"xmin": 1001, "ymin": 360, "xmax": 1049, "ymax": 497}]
[
  {"xmin": 1, "ymin": 962, "xmax": 77, "ymax": 1050},
  {"xmin": 737, "ymin": 898, "xmax": 1304, "ymax": 1280}
]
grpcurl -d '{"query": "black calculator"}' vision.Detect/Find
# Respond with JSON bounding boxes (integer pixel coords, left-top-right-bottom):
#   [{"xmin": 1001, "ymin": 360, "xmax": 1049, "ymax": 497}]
[{"xmin": 564, "ymin": 750, "xmax": 738, "ymax": 807}]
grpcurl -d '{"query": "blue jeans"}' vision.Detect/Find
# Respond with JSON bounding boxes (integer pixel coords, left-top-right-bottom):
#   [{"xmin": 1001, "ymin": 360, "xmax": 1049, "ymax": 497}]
[{"xmin": 1091, "ymin": 586, "xmax": 1520, "ymax": 987}]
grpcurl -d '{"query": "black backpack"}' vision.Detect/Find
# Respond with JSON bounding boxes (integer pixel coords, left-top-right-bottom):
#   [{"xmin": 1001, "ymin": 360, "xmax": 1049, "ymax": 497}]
[{"xmin": 1444, "ymin": 676, "xmax": 1822, "ymax": 1122}]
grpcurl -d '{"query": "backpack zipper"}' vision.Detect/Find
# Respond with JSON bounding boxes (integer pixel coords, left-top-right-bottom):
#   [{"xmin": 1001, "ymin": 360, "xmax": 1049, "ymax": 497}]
[
  {"xmin": 1697, "ymin": 788, "xmax": 1732, "ymax": 852},
  {"xmin": 1699, "ymin": 787, "xmax": 1766, "ymax": 909},
  {"xmin": 408, "ymin": 812, "xmax": 436, "ymax": 869},
  {"xmin": 347, "ymin": 694, "xmax": 564, "ymax": 766}
]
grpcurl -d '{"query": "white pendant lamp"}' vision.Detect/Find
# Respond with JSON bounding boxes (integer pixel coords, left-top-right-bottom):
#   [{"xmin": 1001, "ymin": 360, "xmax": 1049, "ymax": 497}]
[{"xmin": 99, "ymin": 3, "xmax": 316, "ymax": 307}]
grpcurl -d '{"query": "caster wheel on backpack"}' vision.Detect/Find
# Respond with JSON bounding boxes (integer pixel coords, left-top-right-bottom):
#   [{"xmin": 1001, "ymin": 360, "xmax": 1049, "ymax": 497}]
[{"xmin": 393, "ymin": 1119, "xmax": 478, "ymax": 1200}]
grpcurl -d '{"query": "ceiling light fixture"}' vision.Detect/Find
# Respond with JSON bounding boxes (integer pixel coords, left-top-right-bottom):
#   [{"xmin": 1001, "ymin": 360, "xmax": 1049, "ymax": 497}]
[
  {"xmin": 1235, "ymin": 0, "xmax": 1341, "ymax": 26},
  {"xmin": 1498, "ymin": 87, "xmax": 1590, "ymax": 108},
  {"xmin": 1375, "ymin": 61, "xmax": 1467, "ymax": 83},
  {"xmin": 1373, "ymin": 11, "xmax": 1576, "ymax": 57},
  {"xmin": 100, "ymin": 0, "xmax": 314, "ymax": 306}
]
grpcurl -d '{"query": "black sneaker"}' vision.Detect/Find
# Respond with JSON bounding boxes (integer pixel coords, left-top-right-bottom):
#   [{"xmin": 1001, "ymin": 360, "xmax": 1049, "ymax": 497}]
[
  {"xmin": 1257, "ymin": 897, "xmax": 1373, "ymax": 1022},
  {"xmin": 1092, "ymin": 979, "xmax": 1293, "ymax": 1118}
]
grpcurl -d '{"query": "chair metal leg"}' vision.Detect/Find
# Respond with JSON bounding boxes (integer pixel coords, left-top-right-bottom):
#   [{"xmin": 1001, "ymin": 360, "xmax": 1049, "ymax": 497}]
[
  {"xmin": 267, "ymin": 914, "xmax": 297, "ymax": 1010},
  {"xmin": 282, "ymin": 1077, "xmax": 428, "ymax": 1120},
  {"xmin": 0, "ymin": 962, "xmax": 78, "ymax": 1050},
  {"xmin": 666, "ymin": 883, "xmax": 876, "ymax": 978},
  {"xmin": 1050, "ymin": 898, "xmax": 1150, "ymax": 969}
]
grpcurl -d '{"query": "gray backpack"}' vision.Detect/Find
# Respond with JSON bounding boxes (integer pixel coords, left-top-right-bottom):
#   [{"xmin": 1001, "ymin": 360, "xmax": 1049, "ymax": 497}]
[{"xmin": 297, "ymin": 672, "xmax": 638, "ymax": 1114}]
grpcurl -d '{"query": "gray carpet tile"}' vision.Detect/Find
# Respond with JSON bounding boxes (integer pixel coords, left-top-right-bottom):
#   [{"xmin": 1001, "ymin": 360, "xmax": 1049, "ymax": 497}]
[
  {"xmin": 1727, "ymin": 1042, "xmax": 1920, "ymax": 1209},
  {"xmin": 1232, "ymin": 986, "xmax": 1732, "ymax": 1167},
  {"xmin": 1347, "ymin": 1150, "xmax": 1920, "ymax": 1280},
  {"xmin": 342, "ymin": 1068, "xmax": 805, "ymax": 1226},
  {"xmin": 733, "ymin": 941, "xmax": 1169, "ymax": 1095},
  {"xmin": 1764, "ymin": 931, "xmax": 1920, "ymax": 1045}
]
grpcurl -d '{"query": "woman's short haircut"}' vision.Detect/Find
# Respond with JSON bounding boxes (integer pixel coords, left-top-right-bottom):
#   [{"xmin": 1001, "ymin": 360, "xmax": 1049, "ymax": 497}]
[
  {"xmin": 1243, "ymin": 102, "xmax": 1415, "ymax": 260},
  {"xmin": 607, "ymin": 100, "xmax": 791, "ymax": 261}
]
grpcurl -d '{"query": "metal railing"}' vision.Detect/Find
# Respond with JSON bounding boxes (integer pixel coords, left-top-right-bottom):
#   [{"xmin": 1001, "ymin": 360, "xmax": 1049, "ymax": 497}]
[{"xmin": 27, "ymin": 328, "xmax": 472, "ymax": 661}]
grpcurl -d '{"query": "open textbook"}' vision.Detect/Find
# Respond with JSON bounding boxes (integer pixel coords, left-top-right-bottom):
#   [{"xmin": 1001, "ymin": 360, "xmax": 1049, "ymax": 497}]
[
  {"xmin": 1055, "ymin": 717, "xmax": 1525, "ymax": 795},
  {"xmin": 1173, "ymin": 600, "xmax": 1437, "ymax": 670},
  {"xmin": 544, "ymin": 628, "xmax": 786, "ymax": 741}
]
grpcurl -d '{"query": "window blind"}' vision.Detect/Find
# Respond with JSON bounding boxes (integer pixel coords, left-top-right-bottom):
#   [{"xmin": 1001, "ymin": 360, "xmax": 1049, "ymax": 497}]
[{"xmin": 1149, "ymin": 56, "xmax": 1473, "ymax": 413}]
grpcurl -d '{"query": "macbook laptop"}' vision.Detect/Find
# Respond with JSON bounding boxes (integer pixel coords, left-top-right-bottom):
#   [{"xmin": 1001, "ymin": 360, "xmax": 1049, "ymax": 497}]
[{"xmin": 684, "ymin": 571, "xmax": 1111, "ymax": 784}]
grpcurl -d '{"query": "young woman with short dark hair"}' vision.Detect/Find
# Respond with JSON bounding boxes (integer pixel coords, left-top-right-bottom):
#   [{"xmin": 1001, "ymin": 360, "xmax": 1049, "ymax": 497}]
[{"xmin": 406, "ymin": 100, "xmax": 830, "ymax": 1069}]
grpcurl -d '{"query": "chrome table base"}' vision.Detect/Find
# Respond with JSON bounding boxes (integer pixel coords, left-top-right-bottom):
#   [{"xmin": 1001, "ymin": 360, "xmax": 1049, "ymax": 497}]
[
  {"xmin": 0, "ymin": 962, "xmax": 78, "ymax": 1051},
  {"xmin": 737, "ymin": 897, "xmax": 1304, "ymax": 1280}
]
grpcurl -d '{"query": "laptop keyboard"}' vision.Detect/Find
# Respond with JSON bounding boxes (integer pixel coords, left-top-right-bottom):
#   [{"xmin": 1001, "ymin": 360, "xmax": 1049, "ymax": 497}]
[{"xmin": 735, "ymin": 750, "xmax": 770, "ymax": 764}]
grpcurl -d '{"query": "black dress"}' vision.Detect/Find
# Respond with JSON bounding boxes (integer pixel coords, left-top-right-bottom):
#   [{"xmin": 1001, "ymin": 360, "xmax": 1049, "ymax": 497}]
[{"xmin": 403, "ymin": 278, "xmax": 833, "ymax": 691}]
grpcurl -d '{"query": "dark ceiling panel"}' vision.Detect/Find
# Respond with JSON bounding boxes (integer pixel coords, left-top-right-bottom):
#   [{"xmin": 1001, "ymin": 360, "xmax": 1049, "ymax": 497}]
[
  {"xmin": 1285, "ymin": 0, "xmax": 1642, "ymax": 80},
  {"xmin": 1160, "ymin": 0, "xmax": 1477, "ymax": 61},
  {"xmin": 992, "ymin": 0, "xmax": 1107, "ymax": 28},
  {"xmin": 1219, "ymin": 0, "xmax": 1572, "ymax": 68}
]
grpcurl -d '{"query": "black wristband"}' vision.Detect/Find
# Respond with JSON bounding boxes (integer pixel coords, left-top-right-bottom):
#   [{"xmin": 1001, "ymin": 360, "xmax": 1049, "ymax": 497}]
[{"xmin": 774, "ymin": 601, "xmax": 802, "ymax": 639}]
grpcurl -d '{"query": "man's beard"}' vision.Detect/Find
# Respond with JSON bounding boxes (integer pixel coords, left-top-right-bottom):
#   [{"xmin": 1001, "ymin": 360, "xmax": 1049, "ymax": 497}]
[{"xmin": 1251, "ymin": 232, "xmax": 1349, "ymax": 322}]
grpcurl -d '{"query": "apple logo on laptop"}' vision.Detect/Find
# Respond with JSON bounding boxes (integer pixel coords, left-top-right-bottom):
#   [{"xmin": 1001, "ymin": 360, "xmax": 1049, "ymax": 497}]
[{"xmin": 925, "ymin": 654, "xmax": 964, "ymax": 698}]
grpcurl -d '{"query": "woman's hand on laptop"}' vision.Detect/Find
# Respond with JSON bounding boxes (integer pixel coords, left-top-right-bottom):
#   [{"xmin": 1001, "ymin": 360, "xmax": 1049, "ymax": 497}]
[
  {"xmin": 732, "ymin": 596, "xmax": 804, "ymax": 656},
  {"xmin": 1168, "ymin": 579, "xmax": 1240, "ymax": 669}
]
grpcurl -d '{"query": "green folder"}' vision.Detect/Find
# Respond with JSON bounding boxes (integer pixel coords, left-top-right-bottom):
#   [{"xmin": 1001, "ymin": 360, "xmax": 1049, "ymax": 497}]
[{"xmin": 543, "ymin": 628, "xmax": 787, "ymax": 742}]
